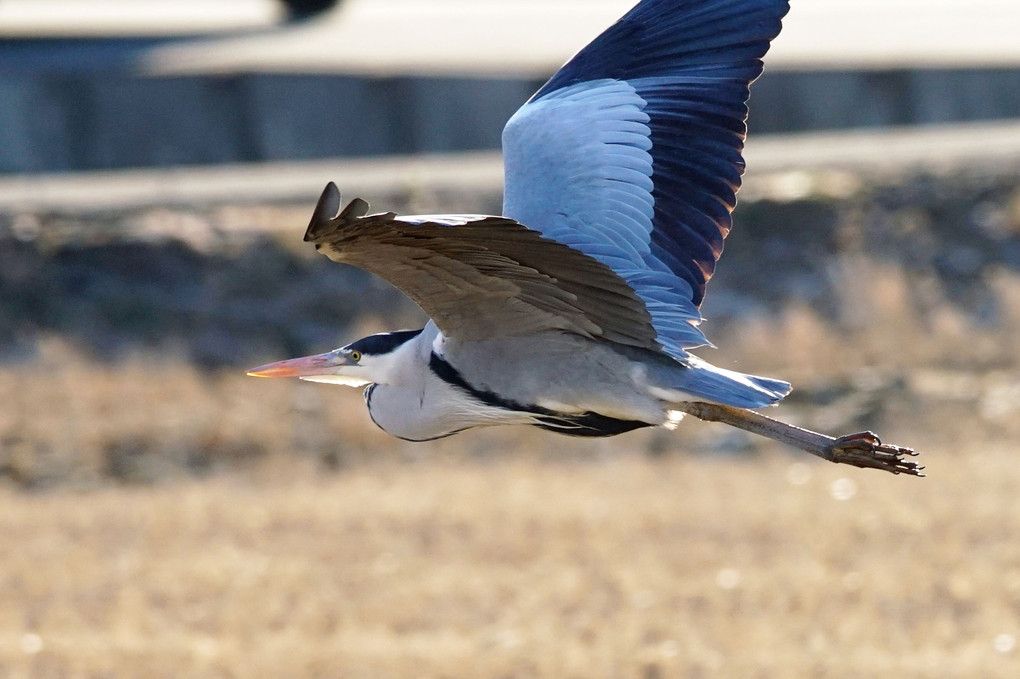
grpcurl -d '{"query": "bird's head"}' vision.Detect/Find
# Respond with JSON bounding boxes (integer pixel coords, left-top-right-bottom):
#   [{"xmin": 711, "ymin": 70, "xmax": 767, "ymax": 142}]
[{"xmin": 247, "ymin": 328, "xmax": 424, "ymax": 387}]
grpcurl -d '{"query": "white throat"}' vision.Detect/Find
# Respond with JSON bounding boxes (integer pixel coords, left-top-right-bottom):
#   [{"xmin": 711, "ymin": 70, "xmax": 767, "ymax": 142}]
[
  {"xmin": 300, "ymin": 374, "xmax": 371, "ymax": 387},
  {"xmin": 364, "ymin": 330, "xmax": 429, "ymax": 387}
]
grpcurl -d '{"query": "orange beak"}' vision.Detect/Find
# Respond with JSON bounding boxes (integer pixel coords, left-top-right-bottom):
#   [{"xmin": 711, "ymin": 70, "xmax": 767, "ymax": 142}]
[{"xmin": 246, "ymin": 350, "xmax": 348, "ymax": 379}]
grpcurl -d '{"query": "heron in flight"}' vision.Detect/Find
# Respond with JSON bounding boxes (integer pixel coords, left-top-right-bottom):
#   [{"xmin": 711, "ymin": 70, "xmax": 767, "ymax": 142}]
[{"xmin": 249, "ymin": 0, "xmax": 921, "ymax": 475}]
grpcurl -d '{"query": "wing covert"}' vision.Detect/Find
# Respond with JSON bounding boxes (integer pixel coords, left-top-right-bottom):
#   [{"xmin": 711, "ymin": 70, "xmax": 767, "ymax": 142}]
[{"xmin": 304, "ymin": 183, "xmax": 660, "ymax": 349}]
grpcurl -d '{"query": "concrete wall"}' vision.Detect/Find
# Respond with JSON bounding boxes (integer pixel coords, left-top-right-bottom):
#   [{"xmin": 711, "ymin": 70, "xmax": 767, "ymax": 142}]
[{"xmin": 2, "ymin": 38, "xmax": 1018, "ymax": 173}]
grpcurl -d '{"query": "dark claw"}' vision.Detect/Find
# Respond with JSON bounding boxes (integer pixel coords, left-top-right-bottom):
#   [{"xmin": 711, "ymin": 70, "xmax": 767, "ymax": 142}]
[{"xmin": 827, "ymin": 432, "xmax": 925, "ymax": 477}]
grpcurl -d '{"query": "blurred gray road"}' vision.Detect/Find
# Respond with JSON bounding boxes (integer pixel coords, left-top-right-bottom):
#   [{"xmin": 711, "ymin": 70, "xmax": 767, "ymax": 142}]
[{"xmin": 2, "ymin": 121, "xmax": 1019, "ymax": 212}]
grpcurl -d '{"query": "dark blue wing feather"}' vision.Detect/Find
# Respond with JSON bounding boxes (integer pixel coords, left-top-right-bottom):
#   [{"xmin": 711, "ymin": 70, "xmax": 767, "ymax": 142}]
[
  {"xmin": 535, "ymin": 0, "xmax": 787, "ymax": 92},
  {"xmin": 503, "ymin": 0, "xmax": 789, "ymax": 360}
]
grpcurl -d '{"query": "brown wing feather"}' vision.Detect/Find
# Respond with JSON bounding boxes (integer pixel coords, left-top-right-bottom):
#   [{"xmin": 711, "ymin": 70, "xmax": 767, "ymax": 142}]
[{"xmin": 302, "ymin": 183, "xmax": 659, "ymax": 348}]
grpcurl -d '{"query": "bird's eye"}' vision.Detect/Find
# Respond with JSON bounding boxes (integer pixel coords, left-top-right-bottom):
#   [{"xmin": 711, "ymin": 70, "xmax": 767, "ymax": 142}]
[{"xmin": 350, "ymin": 350, "xmax": 362, "ymax": 362}]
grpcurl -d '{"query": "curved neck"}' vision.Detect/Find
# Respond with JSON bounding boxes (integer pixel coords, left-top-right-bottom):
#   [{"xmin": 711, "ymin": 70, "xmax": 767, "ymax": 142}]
[{"xmin": 363, "ymin": 325, "xmax": 532, "ymax": 440}]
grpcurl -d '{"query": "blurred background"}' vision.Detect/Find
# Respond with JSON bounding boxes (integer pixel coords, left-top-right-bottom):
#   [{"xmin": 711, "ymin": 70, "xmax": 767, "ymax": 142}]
[{"xmin": 1, "ymin": 1, "xmax": 1019, "ymax": 677}]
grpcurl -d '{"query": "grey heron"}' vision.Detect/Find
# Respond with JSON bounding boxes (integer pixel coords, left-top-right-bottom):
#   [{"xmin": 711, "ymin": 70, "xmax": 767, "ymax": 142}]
[{"xmin": 249, "ymin": 0, "xmax": 921, "ymax": 475}]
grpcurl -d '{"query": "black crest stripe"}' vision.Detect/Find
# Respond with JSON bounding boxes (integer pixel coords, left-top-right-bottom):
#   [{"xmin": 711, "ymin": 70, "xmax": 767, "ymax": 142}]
[{"xmin": 349, "ymin": 328, "xmax": 424, "ymax": 356}]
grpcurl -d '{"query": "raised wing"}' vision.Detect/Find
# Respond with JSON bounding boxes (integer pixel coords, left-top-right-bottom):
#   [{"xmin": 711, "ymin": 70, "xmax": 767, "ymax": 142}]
[
  {"xmin": 502, "ymin": 0, "xmax": 789, "ymax": 358},
  {"xmin": 304, "ymin": 182, "xmax": 659, "ymax": 348}
]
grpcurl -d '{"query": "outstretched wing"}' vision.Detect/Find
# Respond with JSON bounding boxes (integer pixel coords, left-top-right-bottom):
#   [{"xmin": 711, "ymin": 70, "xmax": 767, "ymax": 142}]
[
  {"xmin": 304, "ymin": 182, "xmax": 659, "ymax": 348},
  {"xmin": 502, "ymin": 0, "xmax": 789, "ymax": 358}
]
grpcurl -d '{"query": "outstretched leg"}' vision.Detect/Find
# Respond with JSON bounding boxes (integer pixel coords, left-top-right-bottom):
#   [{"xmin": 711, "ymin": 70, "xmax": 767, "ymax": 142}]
[{"xmin": 673, "ymin": 402, "xmax": 923, "ymax": 476}]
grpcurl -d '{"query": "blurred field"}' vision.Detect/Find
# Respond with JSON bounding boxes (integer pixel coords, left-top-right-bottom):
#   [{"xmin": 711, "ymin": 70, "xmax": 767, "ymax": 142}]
[
  {"xmin": 2, "ymin": 164, "xmax": 1020, "ymax": 677},
  {"xmin": 1, "ymin": 450, "xmax": 1019, "ymax": 678}
]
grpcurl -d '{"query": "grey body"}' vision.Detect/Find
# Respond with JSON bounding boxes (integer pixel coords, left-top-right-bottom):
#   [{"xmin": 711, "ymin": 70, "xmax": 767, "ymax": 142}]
[
  {"xmin": 364, "ymin": 322, "xmax": 690, "ymax": 441},
  {"xmin": 295, "ymin": 184, "xmax": 792, "ymax": 430}
]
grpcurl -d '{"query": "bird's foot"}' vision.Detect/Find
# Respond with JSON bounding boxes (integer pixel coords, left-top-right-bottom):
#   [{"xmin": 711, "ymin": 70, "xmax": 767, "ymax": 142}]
[{"xmin": 827, "ymin": 431, "xmax": 924, "ymax": 476}]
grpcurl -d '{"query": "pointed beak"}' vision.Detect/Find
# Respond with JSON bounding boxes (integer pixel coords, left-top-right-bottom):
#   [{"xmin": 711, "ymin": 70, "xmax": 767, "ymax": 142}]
[{"xmin": 247, "ymin": 350, "xmax": 348, "ymax": 379}]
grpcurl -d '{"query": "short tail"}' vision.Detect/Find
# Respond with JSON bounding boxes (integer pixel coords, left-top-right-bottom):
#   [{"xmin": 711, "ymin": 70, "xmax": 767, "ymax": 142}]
[{"xmin": 661, "ymin": 354, "xmax": 792, "ymax": 409}]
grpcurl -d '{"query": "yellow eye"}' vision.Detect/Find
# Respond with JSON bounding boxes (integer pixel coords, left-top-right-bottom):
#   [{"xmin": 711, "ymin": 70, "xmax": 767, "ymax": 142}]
[{"xmin": 350, "ymin": 350, "xmax": 362, "ymax": 362}]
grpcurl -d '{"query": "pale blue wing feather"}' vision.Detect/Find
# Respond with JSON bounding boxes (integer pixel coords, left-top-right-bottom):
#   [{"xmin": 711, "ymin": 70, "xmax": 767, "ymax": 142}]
[{"xmin": 503, "ymin": 0, "xmax": 790, "ymax": 362}]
